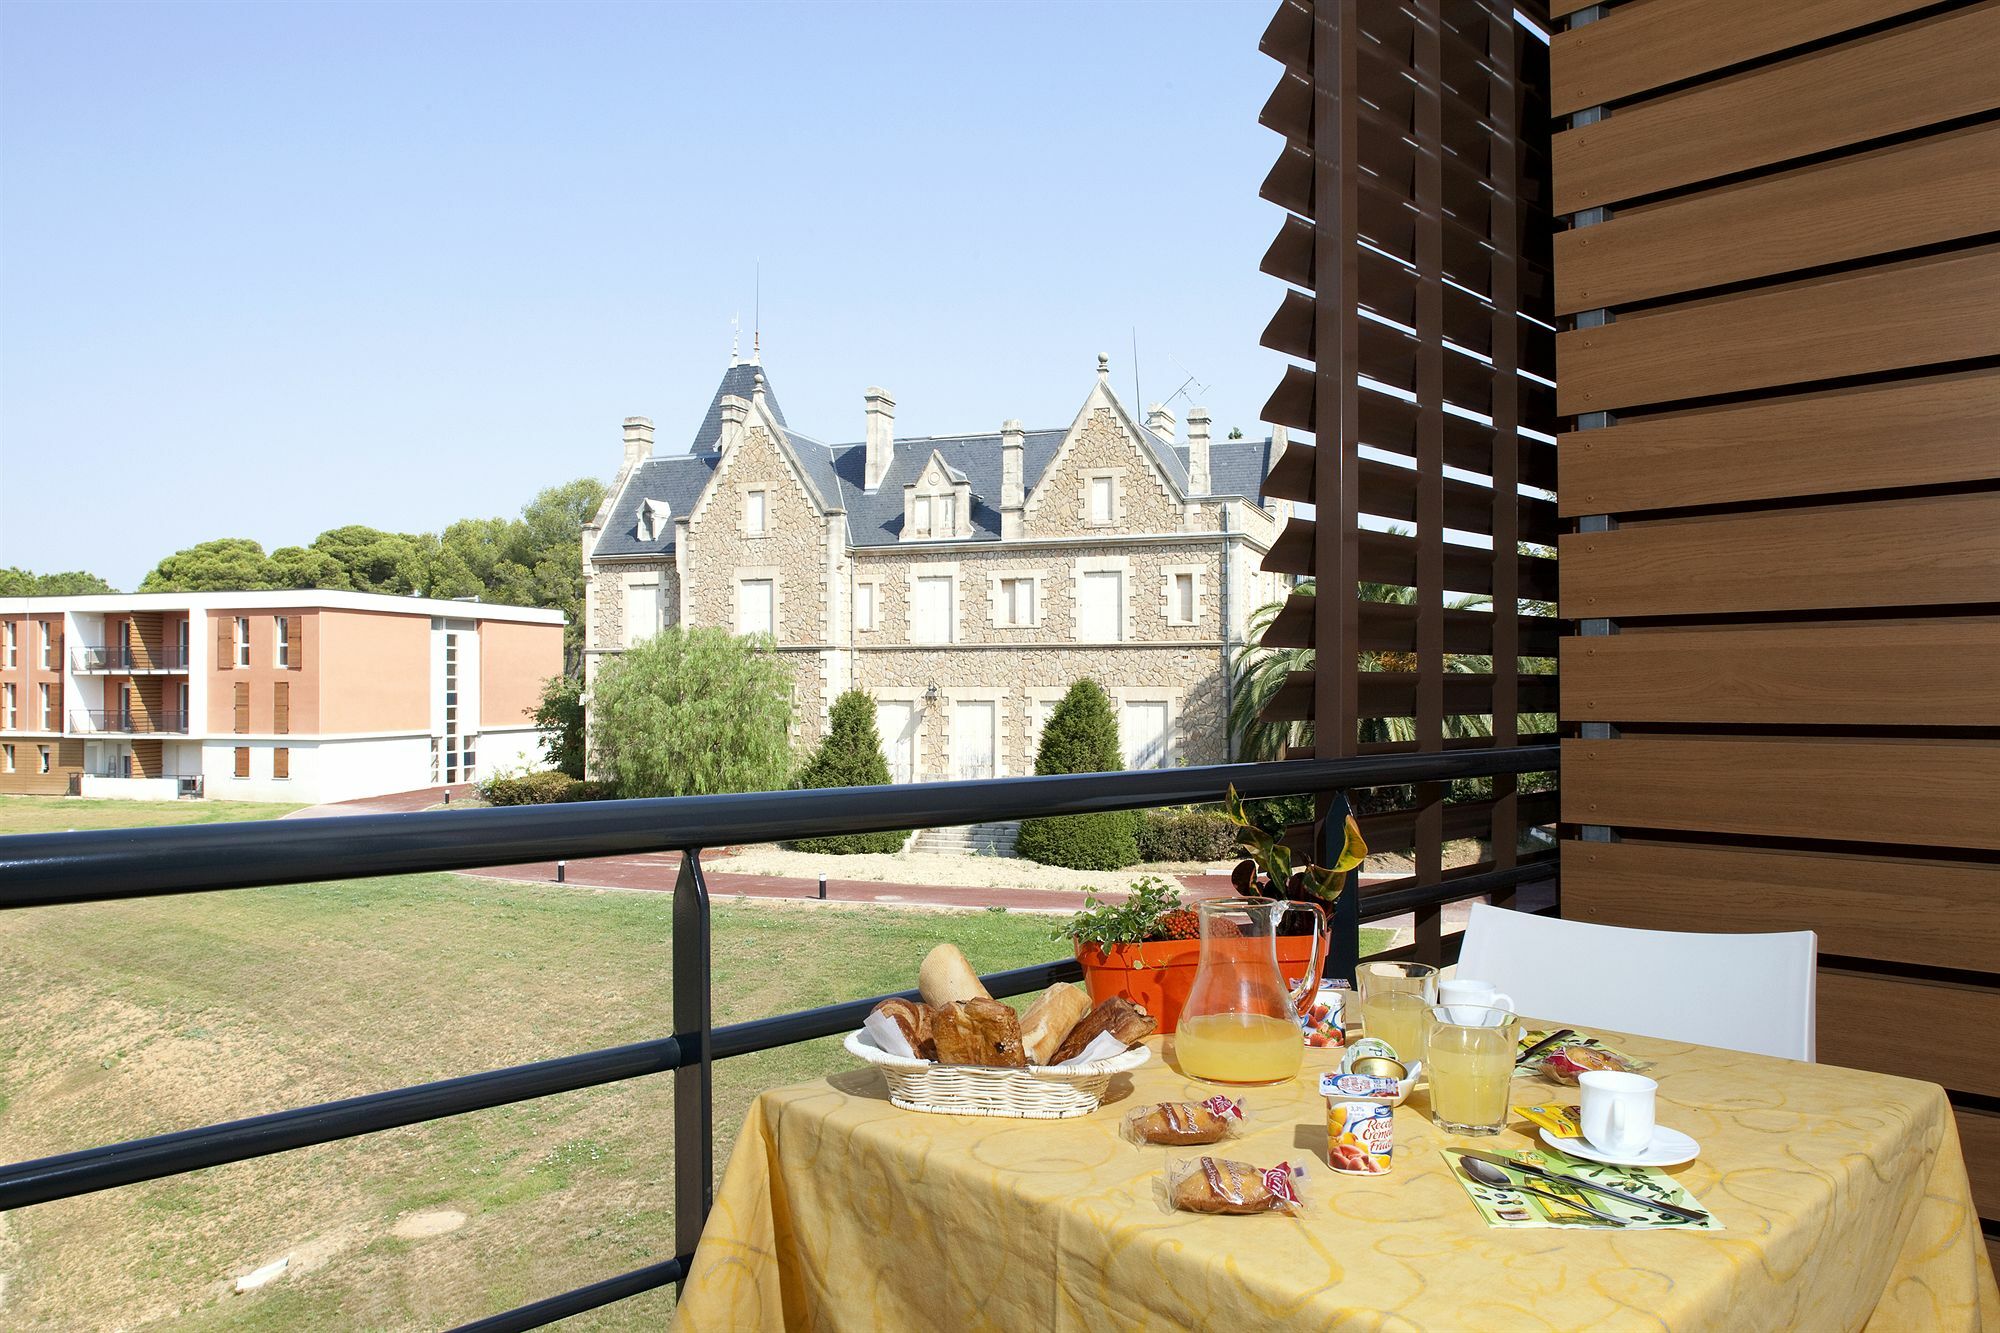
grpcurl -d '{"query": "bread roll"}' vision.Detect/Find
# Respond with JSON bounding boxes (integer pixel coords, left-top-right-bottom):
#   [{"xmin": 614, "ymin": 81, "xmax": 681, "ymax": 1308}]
[
  {"xmin": 918, "ymin": 943, "xmax": 991, "ymax": 1008},
  {"xmin": 868, "ymin": 997, "xmax": 936, "ymax": 1061},
  {"xmin": 1019, "ymin": 983, "xmax": 1094, "ymax": 1065},
  {"xmin": 1129, "ymin": 1102, "xmax": 1232, "ymax": 1146},
  {"xmin": 1170, "ymin": 1157, "xmax": 1288, "ymax": 1215},
  {"xmin": 931, "ymin": 998, "xmax": 1027, "ymax": 1067},
  {"xmin": 1050, "ymin": 996, "xmax": 1157, "ymax": 1064}
]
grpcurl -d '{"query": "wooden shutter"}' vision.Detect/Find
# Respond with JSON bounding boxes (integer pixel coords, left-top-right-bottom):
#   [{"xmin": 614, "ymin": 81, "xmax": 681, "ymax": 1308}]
[
  {"xmin": 233, "ymin": 681, "xmax": 249, "ymax": 734},
  {"xmin": 1551, "ymin": 0, "xmax": 2000, "ymax": 1243},
  {"xmin": 216, "ymin": 615, "xmax": 233, "ymax": 670},
  {"xmin": 273, "ymin": 681, "xmax": 290, "ymax": 735},
  {"xmin": 1252, "ymin": 0, "xmax": 1558, "ymax": 965},
  {"xmin": 234, "ymin": 746, "xmax": 250, "ymax": 778},
  {"xmin": 273, "ymin": 747, "xmax": 289, "ymax": 779},
  {"xmin": 285, "ymin": 616, "xmax": 301, "ymax": 669}
]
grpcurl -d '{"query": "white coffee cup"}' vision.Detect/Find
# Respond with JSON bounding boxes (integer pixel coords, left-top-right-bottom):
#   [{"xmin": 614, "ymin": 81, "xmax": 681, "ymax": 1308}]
[
  {"xmin": 1579, "ymin": 1070, "xmax": 1657, "ymax": 1156},
  {"xmin": 1438, "ymin": 978, "xmax": 1515, "ymax": 1024}
]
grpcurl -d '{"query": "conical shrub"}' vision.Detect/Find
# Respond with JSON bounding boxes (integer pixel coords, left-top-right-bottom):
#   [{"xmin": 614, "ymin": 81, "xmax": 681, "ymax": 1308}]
[
  {"xmin": 789, "ymin": 691, "xmax": 910, "ymax": 854},
  {"xmin": 1015, "ymin": 679, "xmax": 1139, "ymax": 870}
]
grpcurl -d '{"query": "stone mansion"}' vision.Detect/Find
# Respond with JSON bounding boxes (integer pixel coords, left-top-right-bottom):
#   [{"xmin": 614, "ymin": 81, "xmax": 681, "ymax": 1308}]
[{"xmin": 580, "ymin": 354, "xmax": 1290, "ymax": 782}]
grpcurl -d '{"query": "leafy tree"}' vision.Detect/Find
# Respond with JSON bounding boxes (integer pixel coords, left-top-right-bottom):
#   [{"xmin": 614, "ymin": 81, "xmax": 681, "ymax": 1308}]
[
  {"xmin": 533, "ymin": 673, "xmax": 587, "ymax": 778},
  {"xmin": 309, "ymin": 525, "xmax": 422, "ymax": 594},
  {"xmin": 588, "ymin": 627, "xmax": 794, "ymax": 798},
  {"xmin": 268, "ymin": 545, "xmax": 352, "ymax": 590},
  {"xmin": 1016, "ymin": 680, "xmax": 1139, "ymax": 871},
  {"xmin": 0, "ymin": 567, "xmax": 117, "ymax": 595},
  {"xmin": 139, "ymin": 538, "xmax": 278, "ymax": 592},
  {"xmin": 788, "ymin": 691, "xmax": 908, "ymax": 854}
]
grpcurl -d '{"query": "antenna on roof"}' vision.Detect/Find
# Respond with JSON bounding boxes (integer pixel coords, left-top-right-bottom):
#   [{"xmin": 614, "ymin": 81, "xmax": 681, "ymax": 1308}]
[
  {"xmin": 752, "ymin": 262, "xmax": 762, "ymax": 364},
  {"xmin": 1164, "ymin": 354, "xmax": 1211, "ymax": 411},
  {"xmin": 730, "ymin": 314, "xmax": 741, "ymax": 366},
  {"xmin": 1131, "ymin": 328, "xmax": 1143, "ymax": 411}
]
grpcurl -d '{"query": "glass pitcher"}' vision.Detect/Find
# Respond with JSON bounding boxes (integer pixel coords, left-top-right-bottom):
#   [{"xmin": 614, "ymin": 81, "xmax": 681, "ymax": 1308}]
[{"xmin": 1175, "ymin": 896, "xmax": 1325, "ymax": 1085}]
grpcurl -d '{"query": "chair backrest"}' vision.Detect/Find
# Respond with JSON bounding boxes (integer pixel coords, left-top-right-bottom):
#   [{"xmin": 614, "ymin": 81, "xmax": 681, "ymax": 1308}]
[{"xmin": 1455, "ymin": 905, "xmax": 1818, "ymax": 1062}]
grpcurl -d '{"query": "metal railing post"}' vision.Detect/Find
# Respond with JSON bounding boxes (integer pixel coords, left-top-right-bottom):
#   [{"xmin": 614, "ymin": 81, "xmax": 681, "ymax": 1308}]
[
  {"xmin": 1323, "ymin": 791, "xmax": 1361, "ymax": 987},
  {"xmin": 672, "ymin": 849, "xmax": 713, "ymax": 1291}
]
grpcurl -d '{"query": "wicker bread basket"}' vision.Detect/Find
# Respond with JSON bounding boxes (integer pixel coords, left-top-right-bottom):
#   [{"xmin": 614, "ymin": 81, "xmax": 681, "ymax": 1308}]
[{"xmin": 844, "ymin": 1029, "xmax": 1152, "ymax": 1118}]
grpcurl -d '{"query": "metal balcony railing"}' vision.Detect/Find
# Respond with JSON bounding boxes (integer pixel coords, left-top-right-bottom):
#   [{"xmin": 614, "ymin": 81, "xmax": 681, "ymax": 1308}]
[
  {"xmin": 73, "ymin": 709, "xmax": 189, "ymax": 735},
  {"xmin": 0, "ymin": 747, "xmax": 1559, "ymax": 1330},
  {"xmin": 71, "ymin": 646, "xmax": 190, "ymax": 672}
]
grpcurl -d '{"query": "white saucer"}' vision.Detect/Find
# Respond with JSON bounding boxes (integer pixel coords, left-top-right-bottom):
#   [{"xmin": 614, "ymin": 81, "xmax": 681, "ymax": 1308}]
[{"xmin": 1539, "ymin": 1124, "xmax": 1699, "ymax": 1168}]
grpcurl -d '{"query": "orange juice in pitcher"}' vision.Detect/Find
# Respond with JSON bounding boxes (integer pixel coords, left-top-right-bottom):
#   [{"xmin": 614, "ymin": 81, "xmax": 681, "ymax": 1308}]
[{"xmin": 1174, "ymin": 897, "xmax": 1325, "ymax": 1085}]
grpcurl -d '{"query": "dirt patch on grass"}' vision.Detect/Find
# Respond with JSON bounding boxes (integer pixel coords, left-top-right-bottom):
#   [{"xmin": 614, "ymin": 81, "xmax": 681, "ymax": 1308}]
[
  {"xmin": 392, "ymin": 1210, "xmax": 468, "ymax": 1240},
  {"xmin": 719, "ymin": 843, "xmax": 1212, "ymax": 892}
]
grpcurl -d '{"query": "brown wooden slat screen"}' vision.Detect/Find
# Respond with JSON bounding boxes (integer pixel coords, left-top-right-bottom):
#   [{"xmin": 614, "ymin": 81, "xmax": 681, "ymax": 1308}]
[
  {"xmin": 215, "ymin": 615, "xmax": 233, "ymax": 670},
  {"xmin": 233, "ymin": 746, "xmax": 249, "ymax": 779},
  {"xmin": 1252, "ymin": 0, "xmax": 1559, "ymax": 966},
  {"xmin": 233, "ymin": 682, "xmax": 249, "ymax": 735},
  {"xmin": 1553, "ymin": 0, "xmax": 2000, "ymax": 1241},
  {"xmin": 273, "ymin": 681, "xmax": 290, "ymax": 736}
]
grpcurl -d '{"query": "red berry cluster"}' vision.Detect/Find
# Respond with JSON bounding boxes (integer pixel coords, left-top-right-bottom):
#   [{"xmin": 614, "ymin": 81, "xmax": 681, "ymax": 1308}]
[{"xmin": 1156, "ymin": 908, "xmax": 1201, "ymax": 941}]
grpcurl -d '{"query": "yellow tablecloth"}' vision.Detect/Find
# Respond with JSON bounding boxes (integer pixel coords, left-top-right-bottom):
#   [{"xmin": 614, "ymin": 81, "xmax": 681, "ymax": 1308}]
[{"xmin": 677, "ymin": 1027, "xmax": 1999, "ymax": 1331}]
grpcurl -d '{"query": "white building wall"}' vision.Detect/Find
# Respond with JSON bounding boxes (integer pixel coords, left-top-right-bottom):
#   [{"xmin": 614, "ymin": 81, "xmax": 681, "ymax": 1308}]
[{"xmin": 201, "ymin": 734, "xmax": 437, "ymax": 804}]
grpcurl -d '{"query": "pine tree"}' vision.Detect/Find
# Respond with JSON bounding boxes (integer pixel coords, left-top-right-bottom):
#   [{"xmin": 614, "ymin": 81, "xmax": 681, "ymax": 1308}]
[
  {"xmin": 788, "ymin": 691, "xmax": 910, "ymax": 854},
  {"xmin": 1016, "ymin": 680, "xmax": 1140, "ymax": 870}
]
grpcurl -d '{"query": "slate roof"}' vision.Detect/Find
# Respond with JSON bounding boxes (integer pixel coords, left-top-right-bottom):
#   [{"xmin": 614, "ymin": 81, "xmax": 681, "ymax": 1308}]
[{"xmin": 592, "ymin": 363, "xmax": 1274, "ymax": 557}]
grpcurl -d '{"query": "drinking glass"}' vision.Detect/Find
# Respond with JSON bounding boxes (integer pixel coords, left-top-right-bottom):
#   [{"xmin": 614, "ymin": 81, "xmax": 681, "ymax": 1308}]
[
  {"xmin": 1358, "ymin": 961, "xmax": 1438, "ymax": 1065},
  {"xmin": 1425, "ymin": 1004, "xmax": 1520, "ymax": 1135}
]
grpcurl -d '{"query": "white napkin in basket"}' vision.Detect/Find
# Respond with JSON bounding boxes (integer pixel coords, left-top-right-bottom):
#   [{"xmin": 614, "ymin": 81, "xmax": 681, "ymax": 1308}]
[
  {"xmin": 862, "ymin": 1009, "xmax": 918, "ymax": 1059},
  {"xmin": 1052, "ymin": 1031, "xmax": 1131, "ymax": 1068}
]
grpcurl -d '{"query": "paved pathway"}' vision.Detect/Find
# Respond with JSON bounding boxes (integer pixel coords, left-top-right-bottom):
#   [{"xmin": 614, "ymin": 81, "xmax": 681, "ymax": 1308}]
[{"xmin": 279, "ymin": 784, "xmax": 1537, "ymax": 935}]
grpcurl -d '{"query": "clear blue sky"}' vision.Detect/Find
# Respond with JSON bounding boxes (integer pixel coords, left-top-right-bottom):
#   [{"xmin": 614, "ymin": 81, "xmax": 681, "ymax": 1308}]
[{"xmin": 0, "ymin": 0, "xmax": 1290, "ymax": 590}]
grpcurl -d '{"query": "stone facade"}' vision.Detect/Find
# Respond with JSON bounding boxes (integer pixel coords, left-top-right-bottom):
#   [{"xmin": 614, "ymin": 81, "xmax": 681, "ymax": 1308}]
[{"xmin": 582, "ymin": 357, "xmax": 1287, "ymax": 780}]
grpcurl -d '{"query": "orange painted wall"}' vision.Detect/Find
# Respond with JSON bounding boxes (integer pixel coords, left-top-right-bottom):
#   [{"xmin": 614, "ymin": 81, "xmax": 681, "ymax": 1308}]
[
  {"xmin": 479, "ymin": 620, "xmax": 562, "ymax": 727},
  {"xmin": 207, "ymin": 609, "xmax": 322, "ymax": 734},
  {"xmin": 1, "ymin": 613, "xmax": 67, "ymax": 733},
  {"xmin": 317, "ymin": 610, "xmax": 431, "ymax": 733}
]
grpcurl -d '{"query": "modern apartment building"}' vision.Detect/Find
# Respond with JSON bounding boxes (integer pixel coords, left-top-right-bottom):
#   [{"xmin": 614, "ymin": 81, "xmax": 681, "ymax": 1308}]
[
  {"xmin": 0, "ymin": 591, "xmax": 563, "ymax": 802},
  {"xmin": 582, "ymin": 354, "xmax": 1289, "ymax": 781}
]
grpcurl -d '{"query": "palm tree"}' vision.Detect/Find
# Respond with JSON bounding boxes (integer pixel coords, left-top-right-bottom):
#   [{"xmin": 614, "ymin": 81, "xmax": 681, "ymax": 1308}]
[{"xmin": 1229, "ymin": 578, "xmax": 1503, "ymax": 758}]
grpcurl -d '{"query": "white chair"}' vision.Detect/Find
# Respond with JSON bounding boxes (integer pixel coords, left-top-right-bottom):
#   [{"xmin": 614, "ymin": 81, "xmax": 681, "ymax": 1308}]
[{"xmin": 1455, "ymin": 904, "xmax": 1818, "ymax": 1062}]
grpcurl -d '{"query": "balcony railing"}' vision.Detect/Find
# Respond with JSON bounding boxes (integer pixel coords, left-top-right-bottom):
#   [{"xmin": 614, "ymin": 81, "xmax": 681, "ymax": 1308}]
[
  {"xmin": 72, "ymin": 709, "xmax": 189, "ymax": 735},
  {"xmin": 71, "ymin": 646, "xmax": 189, "ymax": 672},
  {"xmin": 0, "ymin": 746, "xmax": 1558, "ymax": 1329}
]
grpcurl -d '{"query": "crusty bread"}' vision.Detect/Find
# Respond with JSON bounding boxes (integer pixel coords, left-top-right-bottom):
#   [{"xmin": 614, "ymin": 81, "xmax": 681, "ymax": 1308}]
[
  {"xmin": 1050, "ymin": 996, "xmax": 1157, "ymax": 1064},
  {"xmin": 1019, "ymin": 983, "xmax": 1094, "ymax": 1065},
  {"xmin": 869, "ymin": 997, "xmax": 936, "ymax": 1061},
  {"xmin": 918, "ymin": 943, "xmax": 991, "ymax": 1008},
  {"xmin": 930, "ymin": 998, "xmax": 1027, "ymax": 1067}
]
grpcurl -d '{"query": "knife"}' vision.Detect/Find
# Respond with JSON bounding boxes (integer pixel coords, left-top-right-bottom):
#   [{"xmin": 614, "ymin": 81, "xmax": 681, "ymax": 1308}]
[{"xmin": 1455, "ymin": 1149, "xmax": 1710, "ymax": 1223}]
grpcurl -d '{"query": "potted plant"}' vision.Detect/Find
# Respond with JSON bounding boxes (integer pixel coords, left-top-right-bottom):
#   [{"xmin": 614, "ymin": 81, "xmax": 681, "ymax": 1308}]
[{"xmin": 1055, "ymin": 792, "xmax": 1368, "ymax": 1033}]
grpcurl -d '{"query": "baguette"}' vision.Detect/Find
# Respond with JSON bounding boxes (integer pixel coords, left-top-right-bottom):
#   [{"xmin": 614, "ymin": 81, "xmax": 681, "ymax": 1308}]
[
  {"xmin": 1050, "ymin": 996, "xmax": 1157, "ymax": 1064},
  {"xmin": 1019, "ymin": 983, "xmax": 1093, "ymax": 1065},
  {"xmin": 918, "ymin": 943, "xmax": 991, "ymax": 1008}
]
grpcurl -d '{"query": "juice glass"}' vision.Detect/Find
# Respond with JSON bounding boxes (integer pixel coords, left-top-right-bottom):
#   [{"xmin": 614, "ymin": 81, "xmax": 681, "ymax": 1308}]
[
  {"xmin": 1425, "ymin": 1004, "xmax": 1520, "ymax": 1135},
  {"xmin": 1359, "ymin": 961, "xmax": 1438, "ymax": 1065}
]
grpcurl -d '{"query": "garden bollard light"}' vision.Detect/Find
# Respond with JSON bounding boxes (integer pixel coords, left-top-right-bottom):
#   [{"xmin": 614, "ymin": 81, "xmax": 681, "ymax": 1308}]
[
  {"xmin": 818, "ymin": 873, "xmax": 827, "ymax": 901},
  {"xmin": 556, "ymin": 860, "xmax": 566, "ymax": 883}
]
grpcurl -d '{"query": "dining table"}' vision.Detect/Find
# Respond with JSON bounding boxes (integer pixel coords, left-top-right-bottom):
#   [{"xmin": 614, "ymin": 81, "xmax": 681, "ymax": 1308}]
[{"xmin": 674, "ymin": 1022, "xmax": 2000, "ymax": 1330}]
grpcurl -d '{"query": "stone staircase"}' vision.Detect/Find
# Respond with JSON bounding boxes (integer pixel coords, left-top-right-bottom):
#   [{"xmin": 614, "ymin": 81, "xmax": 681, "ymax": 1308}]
[{"xmin": 910, "ymin": 820, "xmax": 1021, "ymax": 857}]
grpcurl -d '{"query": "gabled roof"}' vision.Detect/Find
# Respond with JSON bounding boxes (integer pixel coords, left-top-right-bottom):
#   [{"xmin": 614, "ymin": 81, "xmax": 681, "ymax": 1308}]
[{"xmin": 594, "ymin": 361, "xmax": 1273, "ymax": 556}]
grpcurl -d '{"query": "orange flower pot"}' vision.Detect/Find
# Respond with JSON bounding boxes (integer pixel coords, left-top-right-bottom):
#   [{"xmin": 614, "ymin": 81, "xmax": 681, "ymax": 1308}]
[{"xmin": 1076, "ymin": 935, "xmax": 1324, "ymax": 1035}]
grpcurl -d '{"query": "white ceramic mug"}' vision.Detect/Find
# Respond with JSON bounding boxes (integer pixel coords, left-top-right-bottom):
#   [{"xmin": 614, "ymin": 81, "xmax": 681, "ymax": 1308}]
[
  {"xmin": 1579, "ymin": 1070, "xmax": 1657, "ymax": 1156},
  {"xmin": 1438, "ymin": 978, "xmax": 1515, "ymax": 1024}
]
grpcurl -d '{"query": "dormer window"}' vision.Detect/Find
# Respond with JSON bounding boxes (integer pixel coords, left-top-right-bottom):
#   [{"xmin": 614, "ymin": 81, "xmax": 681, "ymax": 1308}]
[
  {"xmin": 637, "ymin": 498, "xmax": 672, "ymax": 543},
  {"xmin": 902, "ymin": 452, "xmax": 974, "ymax": 542}
]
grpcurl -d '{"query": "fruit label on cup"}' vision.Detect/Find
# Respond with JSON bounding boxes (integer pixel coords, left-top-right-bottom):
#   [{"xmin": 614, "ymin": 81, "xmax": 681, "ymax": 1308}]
[
  {"xmin": 1327, "ymin": 1100, "xmax": 1393, "ymax": 1174},
  {"xmin": 1300, "ymin": 984, "xmax": 1345, "ymax": 1047}
]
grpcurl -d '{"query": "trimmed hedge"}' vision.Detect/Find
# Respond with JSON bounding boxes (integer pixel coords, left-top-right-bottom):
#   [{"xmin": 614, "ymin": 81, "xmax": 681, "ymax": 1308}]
[
  {"xmin": 1017, "ymin": 680, "xmax": 1139, "ymax": 871},
  {"xmin": 1015, "ymin": 810, "xmax": 1140, "ymax": 872},
  {"xmin": 481, "ymin": 771, "xmax": 618, "ymax": 806},
  {"xmin": 789, "ymin": 691, "xmax": 909, "ymax": 855},
  {"xmin": 1136, "ymin": 808, "xmax": 1238, "ymax": 863}
]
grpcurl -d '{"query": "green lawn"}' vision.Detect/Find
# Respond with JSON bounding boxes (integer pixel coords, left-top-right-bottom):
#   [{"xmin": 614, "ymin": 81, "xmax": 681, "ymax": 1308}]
[
  {"xmin": 0, "ymin": 794, "xmax": 304, "ymax": 836},
  {"xmin": 0, "ymin": 799, "xmax": 1393, "ymax": 1329}
]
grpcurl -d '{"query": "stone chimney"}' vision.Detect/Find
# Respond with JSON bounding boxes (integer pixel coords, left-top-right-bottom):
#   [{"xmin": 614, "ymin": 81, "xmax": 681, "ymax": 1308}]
[
  {"xmin": 1001, "ymin": 419, "xmax": 1025, "ymax": 539},
  {"xmin": 622, "ymin": 416, "xmax": 655, "ymax": 471},
  {"xmin": 865, "ymin": 386, "xmax": 896, "ymax": 490},
  {"xmin": 1145, "ymin": 403, "xmax": 1177, "ymax": 444},
  {"xmin": 1186, "ymin": 406, "xmax": 1212, "ymax": 495},
  {"xmin": 717, "ymin": 394, "xmax": 749, "ymax": 455}
]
